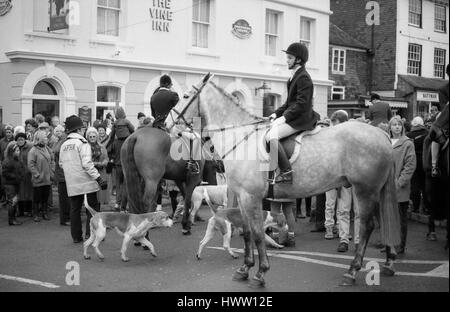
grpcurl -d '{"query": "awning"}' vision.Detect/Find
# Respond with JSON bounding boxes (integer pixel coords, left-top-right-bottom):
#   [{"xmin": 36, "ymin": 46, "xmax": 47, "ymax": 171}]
[
  {"xmin": 398, "ymin": 75, "xmax": 447, "ymax": 92},
  {"xmin": 364, "ymin": 99, "xmax": 408, "ymax": 108}
]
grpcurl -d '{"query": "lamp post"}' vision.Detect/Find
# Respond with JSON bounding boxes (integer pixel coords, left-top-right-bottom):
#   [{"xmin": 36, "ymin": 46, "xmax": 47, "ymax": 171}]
[{"xmin": 255, "ymin": 81, "xmax": 271, "ymax": 97}]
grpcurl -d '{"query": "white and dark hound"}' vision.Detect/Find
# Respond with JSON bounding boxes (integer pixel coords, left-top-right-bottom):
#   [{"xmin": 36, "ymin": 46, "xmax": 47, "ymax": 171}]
[
  {"xmin": 83, "ymin": 201, "xmax": 173, "ymax": 262},
  {"xmin": 194, "ymin": 185, "xmax": 288, "ymax": 259}
]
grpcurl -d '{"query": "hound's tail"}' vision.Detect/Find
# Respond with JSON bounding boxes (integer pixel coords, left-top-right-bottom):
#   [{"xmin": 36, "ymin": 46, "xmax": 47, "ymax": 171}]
[
  {"xmin": 84, "ymin": 195, "xmax": 98, "ymax": 217},
  {"xmin": 379, "ymin": 162, "xmax": 401, "ymax": 247},
  {"xmin": 203, "ymin": 187, "xmax": 218, "ymax": 215}
]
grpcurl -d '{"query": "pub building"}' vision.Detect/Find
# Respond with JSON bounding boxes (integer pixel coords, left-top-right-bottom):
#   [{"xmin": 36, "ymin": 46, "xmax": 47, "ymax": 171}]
[{"xmin": 0, "ymin": 0, "xmax": 332, "ymax": 127}]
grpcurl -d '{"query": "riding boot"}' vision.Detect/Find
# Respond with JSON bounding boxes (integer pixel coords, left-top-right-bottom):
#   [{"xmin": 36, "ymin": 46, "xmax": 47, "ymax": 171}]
[{"xmin": 271, "ymin": 141, "xmax": 293, "ymax": 184}]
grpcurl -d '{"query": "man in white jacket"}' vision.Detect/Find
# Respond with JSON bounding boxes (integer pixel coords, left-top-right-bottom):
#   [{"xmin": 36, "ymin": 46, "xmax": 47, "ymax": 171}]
[{"xmin": 59, "ymin": 116, "xmax": 107, "ymax": 243}]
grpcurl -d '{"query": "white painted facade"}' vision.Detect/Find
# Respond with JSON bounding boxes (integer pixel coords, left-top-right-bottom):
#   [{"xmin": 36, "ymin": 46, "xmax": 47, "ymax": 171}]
[
  {"xmin": 396, "ymin": 0, "xmax": 449, "ymax": 85},
  {"xmin": 0, "ymin": 0, "xmax": 332, "ymax": 127}
]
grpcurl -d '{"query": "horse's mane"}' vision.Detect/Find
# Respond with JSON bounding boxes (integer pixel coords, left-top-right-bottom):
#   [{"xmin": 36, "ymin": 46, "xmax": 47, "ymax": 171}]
[{"xmin": 207, "ymin": 81, "xmax": 264, "ymax": 122}]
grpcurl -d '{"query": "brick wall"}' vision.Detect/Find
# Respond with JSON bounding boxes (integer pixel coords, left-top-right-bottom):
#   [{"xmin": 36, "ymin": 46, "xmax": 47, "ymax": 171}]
[
  {"xmin": 330, "ymin": 0, "xmax": 397, "ymax": 91},
  {"xmin": 329, "ymin": 48, "xmax": 369, "ymax": 99}
]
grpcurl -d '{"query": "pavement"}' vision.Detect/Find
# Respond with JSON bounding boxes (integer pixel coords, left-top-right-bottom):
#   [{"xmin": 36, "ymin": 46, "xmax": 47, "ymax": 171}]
[{"xmin": 0, "ymin": 198, "xmax": 448, "ymax": 292}]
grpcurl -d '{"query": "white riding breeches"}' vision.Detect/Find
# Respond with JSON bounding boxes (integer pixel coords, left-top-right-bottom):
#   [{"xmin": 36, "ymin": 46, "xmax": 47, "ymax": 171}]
[{"xmin": 266, "ymin": 117, "xmax": 298, "ymax": 142}]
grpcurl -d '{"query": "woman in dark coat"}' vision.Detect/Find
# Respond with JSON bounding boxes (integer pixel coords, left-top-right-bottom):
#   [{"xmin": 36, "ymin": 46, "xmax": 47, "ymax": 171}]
[
  {"xmin": 406, "ymin": 117, "xmax": 429, "ymax": 213},
  {"xmin": 1, "ymin": 143, "xmax": 25, "ymax": 225},
  {"xmin": 15, "ymin": 132, "xmax": 34, "ymax": 217}
]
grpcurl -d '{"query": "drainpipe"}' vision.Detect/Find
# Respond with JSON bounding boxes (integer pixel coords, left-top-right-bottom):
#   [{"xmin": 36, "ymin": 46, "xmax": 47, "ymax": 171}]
[{"xmin": 368, "ymin": 24, "xmax": 375, "ymax": 95}]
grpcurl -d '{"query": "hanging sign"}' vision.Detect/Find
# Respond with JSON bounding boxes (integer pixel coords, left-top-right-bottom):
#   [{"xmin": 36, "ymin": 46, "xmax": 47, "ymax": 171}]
[
  {"xmin": 232, "ymin": 19, "xmax": 252, "ymax": 39},
  {"xmin": 0, "ymin": 0, "xmax": 12, "ymax": 16},
  {"xmin": 49, "ymin": 0, "xmax": 69, "ymax": 31},
  {"xmin": 78, "ymin": 106, "xmax": 92, "ymax": 126},
  {"xmin": 417, "ymin": 91, "xmax": 439, "ymax": 102}
]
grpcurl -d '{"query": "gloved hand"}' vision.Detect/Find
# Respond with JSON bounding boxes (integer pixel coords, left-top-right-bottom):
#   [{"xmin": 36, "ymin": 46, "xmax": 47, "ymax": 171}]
[
  {"xmin": 96, "ymin": 177, "xmax": 108, "ymax": 190},
  {"xmin": 269, "ymin": 113, "xmax": 277, "ymax": 122}
]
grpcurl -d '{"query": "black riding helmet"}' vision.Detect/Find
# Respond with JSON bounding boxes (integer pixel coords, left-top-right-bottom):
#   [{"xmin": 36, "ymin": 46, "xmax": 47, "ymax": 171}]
[{"xmin": 282, "ymin": 42, "xmax": 309, "ymax": 64}]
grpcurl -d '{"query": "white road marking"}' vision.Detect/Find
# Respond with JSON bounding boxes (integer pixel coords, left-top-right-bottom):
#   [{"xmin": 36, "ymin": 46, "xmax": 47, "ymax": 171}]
[
  {"xmin": 0, "ymin": 274, "xmax": 60, "ymax": 289},
  {"xmin": 207, "ymin": 247, "xmax": 449, "ymax": 279}
]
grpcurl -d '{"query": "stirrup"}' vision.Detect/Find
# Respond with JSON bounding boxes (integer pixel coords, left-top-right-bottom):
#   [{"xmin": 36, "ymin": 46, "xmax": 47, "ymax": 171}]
[{"xmin": 271, "ymin": 170, "xmax": 293, "ymax": 184}]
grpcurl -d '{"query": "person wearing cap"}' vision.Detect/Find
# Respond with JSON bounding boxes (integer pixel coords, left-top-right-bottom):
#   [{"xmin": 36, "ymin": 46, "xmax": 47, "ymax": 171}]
[
  {"xmin": 0, "ymin": 124, "xmax": 14, "ymax": 162},
  {"xmin": 367, "ymin": 93, "xmax": 392, "ymax": 127},
  {"xmin": 406, "ymin": 116, "xmax": 429, "ymax": 214},
  {"xmin": 150, "ymin": 74, "xmax": 179, "ymax": 130},
  {"xmin": 106, "ymin": 107, "xmax": 134, "ymax": 212},
  {"xmin": 15, "ymin": 132, "xmax": 34, "ymax": 217},
  {"xmin": 27, "ymin": 130, "xmax": 55, "ymax": 222},
  {"xmin": 266, "ymin": 42, "xmax": 320, "ymax": 184},
  {"xmin": 59, "ymin": 115, "xmax": 107, "ymax": 243},
  {"xmin": 1, "ymin": 142, "xmax": 25, "ymax": 225}
]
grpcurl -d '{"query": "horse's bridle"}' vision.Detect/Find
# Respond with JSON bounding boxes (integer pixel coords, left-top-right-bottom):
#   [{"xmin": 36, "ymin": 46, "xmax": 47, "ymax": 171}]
[{"xmin": 167, "ymin": 73, "xmax": 271, "ymax": 159}]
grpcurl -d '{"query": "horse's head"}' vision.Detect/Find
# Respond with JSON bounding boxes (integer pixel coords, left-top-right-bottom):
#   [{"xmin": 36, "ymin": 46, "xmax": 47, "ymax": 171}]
[{"xmin": 165, "ymin": 72, "xmax": 213, "ymax": 133}]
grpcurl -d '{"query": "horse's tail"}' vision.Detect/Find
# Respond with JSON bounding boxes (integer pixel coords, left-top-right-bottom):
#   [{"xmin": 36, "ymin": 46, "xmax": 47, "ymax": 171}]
[
  {"xmin": 379, "ymin": 162, "xmax": 401, "ymax": 247},
  {"xmin": 122, "ymin": 134, "xmax": 142, "ymax": 212}
]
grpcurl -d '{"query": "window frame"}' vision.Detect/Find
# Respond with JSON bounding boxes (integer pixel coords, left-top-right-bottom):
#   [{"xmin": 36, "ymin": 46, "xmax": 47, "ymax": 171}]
[
  {"xmin": 433, "ymin": 48, "xmax": 446, "ymax": 78},
  {"xmin": 408, "ymin": 0, "xmax": 422, "ymax": 28},
  {"xmin": 299, "ymin": 17, "xmax": 312, "ymax": 49},
  {"xmin": 331, "ymin": 86, "xmax": 345, "ymax": 100},
  {"xmin": 265, "ymin": 9, "xmax": 280, "ymax": 57},
  {"xmin": 331, "ymin": 48, "xmax": 346, "ymax": 75},
  {"xmin": 434, "ymin": 4, "xmax": 447, "ymax": 33},
  {"xmin": 191, "ymin": 0, "xmax": 211, "ymax": 49},
  {"xmin": 407, "ymin": 43, "xmax": 422, "ymax": 76},
  {"xmin": 97, "ymin": 0, "xmax": 121, "ymax": 37}
]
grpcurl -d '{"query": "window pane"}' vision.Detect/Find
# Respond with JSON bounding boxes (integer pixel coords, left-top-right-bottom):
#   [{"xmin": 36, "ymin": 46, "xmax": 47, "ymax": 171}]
[
  {"xmin": 98, "ymin": 0, "xmax": 107, "ymax": 6},
  {"xmin": 199, "ymin": 0, "xmax": 210, "ymax": 23},
  {"xmin": 192, "ymin": 0, "xmax": 199, "ymax": 20},
  {"xmin": 33, "ymin": 81, "xmax": 57, "ymax": 95},
  {"xmin": 106, "ymin": 9, "xmax": 119, "ymax": 35},
  {"xmin": 97, "ymin": 86, "xmax": 120, "ymax": 102},
  {"xmin": 108, "ymin": 0, "xmax": 120, "ymax": 9}
]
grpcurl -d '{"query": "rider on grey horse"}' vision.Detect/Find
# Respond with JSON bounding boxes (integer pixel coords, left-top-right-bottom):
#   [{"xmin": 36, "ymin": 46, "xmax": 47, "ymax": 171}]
[{"xmin": 266, "ymin": 42, "xmax": 320, "ymax": 184}]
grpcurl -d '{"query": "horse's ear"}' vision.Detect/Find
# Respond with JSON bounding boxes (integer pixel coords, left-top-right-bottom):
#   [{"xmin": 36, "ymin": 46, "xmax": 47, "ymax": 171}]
[{"xmin": 203, "ymin": 72, "xmax": 211, "ymax": 83}]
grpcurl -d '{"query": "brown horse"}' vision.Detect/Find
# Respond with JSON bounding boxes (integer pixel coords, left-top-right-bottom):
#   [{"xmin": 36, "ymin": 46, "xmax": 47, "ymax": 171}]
[
  {"xmin": 121, "ymin": 125, "xmax": 217, "ymax": 235},
  {"xmin": 165, "ymin": 73, "xmax": 401, "ymax": 288}
]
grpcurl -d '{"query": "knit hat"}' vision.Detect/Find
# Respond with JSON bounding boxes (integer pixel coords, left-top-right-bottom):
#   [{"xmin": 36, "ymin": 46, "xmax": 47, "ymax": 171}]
[
  {"xmin": 4, "ymin": 124, "xmax": 14, "ymax": 132},
  {"xmin": 411, "ymin": 116, "xmax": 424, "ymax": 127},
  {"xmin": 65, "ymin": 115, "xmax": 84, "ymax": 133},
  {"xmin": 14, "ymin": 132, "xmax": 27, "ymax": 141},
  {"xmin": 138, "ymin": 112, "xmax": 146, "ymax": 119}
]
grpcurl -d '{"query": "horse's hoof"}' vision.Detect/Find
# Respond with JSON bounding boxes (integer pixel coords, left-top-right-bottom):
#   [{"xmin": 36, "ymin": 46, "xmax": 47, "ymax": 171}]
[
  {"xmin": 231, "ymin": 254, "xmax": 239, "ymax": 259},
  {"xmin": 232, "ymin": 270, "xmax": 249, "ymax": 281},
  {"xmin": 196, "ymin": 254, "xmax": 201, "ymax": 260},
  {"xmin": 381, "ymin": 264, "xmax": 395, "ymax": 276},
  {"xmin": 98, "ymin": 257, "xmax": 105, "ymax": 262},
  {"xmin": 121, "ymin": 257, "xmax": 130, "ymax": 262},
  {"xmin": 248, "ymin": 276, "xmax": 265, "ymax": 289},
  {"xmin": 84, "ymin": 255, "xmax": 91, "ymax": 260},
  {"xmin": 182, "ymin": 230, "xmax": 191, "ymax": 236},
  {"xmin": 340, "ymin": 273, "xmax": 356, "ymax": 286}
]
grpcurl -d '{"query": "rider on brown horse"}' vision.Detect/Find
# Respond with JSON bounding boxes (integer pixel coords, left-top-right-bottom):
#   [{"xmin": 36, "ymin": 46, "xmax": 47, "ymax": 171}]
[
  {"xmin": 266, "ymin": 42, "xmax": 320, "ymax": 184},
  {"xmin": 151, "ymin": 74, "xmax": 200, "ymax": 174}
]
